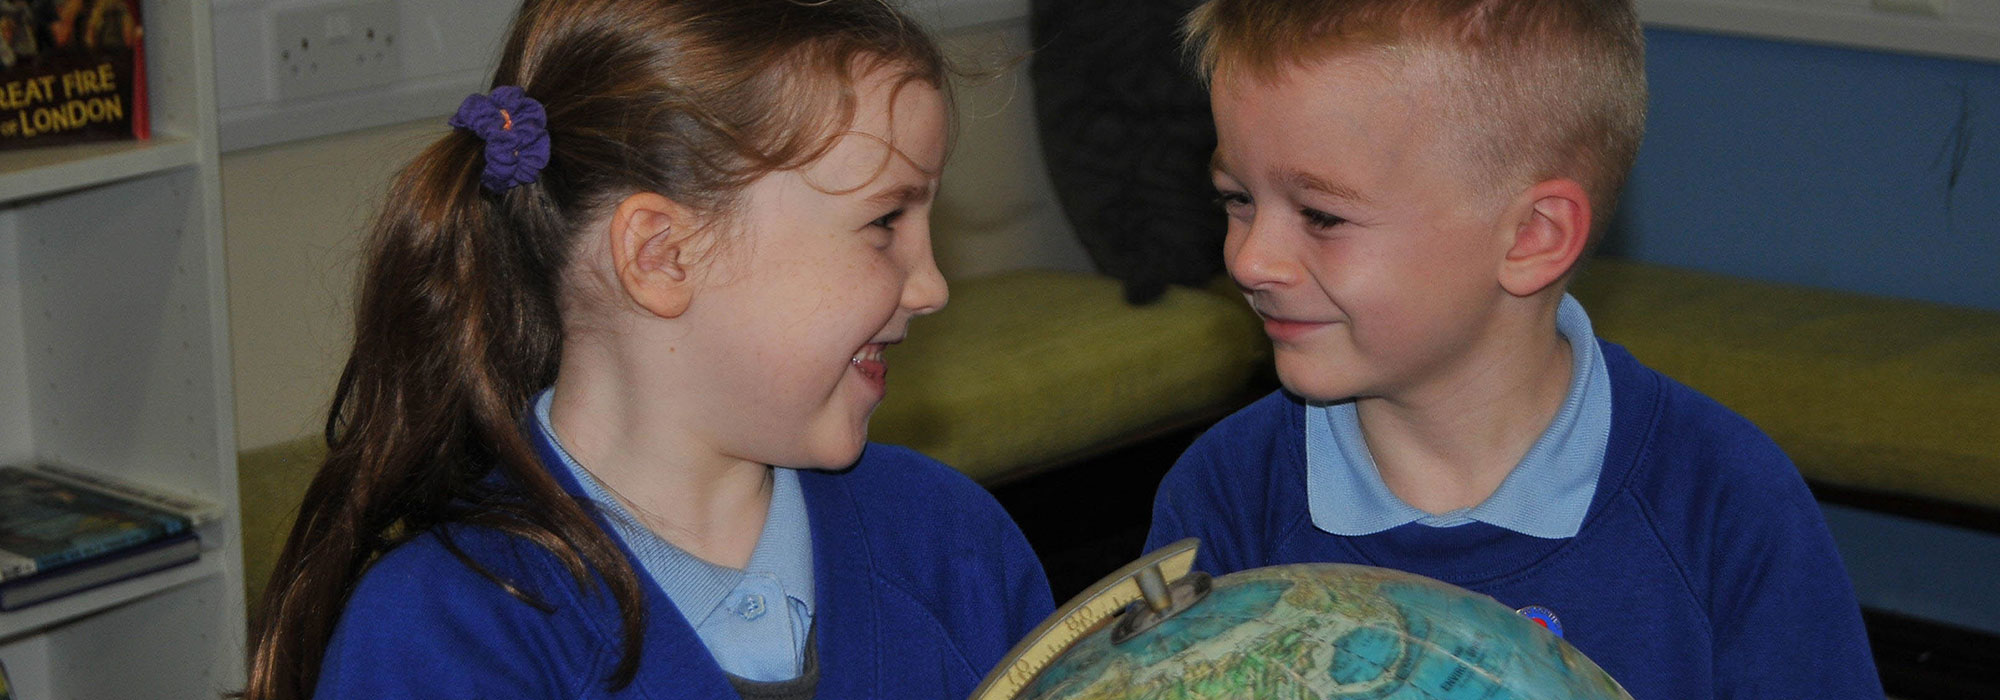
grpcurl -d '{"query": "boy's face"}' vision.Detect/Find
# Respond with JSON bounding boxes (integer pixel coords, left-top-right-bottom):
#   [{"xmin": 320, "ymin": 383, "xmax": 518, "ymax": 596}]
[{"xmin": 1211, "ymin": 55, "xmax": 1515, "ymax": 403}]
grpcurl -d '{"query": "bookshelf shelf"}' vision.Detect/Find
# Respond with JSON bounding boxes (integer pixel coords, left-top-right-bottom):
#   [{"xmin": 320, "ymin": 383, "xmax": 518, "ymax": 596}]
[
  {"xmin": 0, "ymin": 135, "xmax": 200, "ymax": 201},
  {"xmin": 0, "ymin": 552, "xmax": 224, "ymax": 642},
  {"xmin": 0, "ymin": 0, "xmax": 244, "ymax": 697}
]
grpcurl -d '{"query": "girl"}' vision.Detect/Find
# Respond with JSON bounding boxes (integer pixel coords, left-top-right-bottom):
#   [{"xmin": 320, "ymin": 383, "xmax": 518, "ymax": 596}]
[{"xmin": 242, "ymin": 1, "xmax": 1054, "ymax": 698}]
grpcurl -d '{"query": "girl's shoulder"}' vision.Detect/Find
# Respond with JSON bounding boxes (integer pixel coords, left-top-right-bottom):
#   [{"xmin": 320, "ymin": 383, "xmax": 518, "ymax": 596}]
[
  {"xmin": 831, "ymin": 442, "xmax": 1010, "ymax": 523},
  {"xmin": 320, "ymin": 525, "xmax": 623, "ymax": 697},
  {"xmin": 341, "ymin": 519, "xmax": 635, "ymax": 652},
  {"xmin": 348, "ymin": 523, "xmax": 615, "ymax": 624}
]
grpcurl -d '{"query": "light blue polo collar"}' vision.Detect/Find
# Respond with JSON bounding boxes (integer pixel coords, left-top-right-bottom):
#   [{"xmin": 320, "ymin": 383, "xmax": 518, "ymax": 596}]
[
  {"xmin": 528, "ymin": 389, "xmax": 816, "ymax": 635},
  {"xmin": 1304, "ymin": 294, "xmax": 1611, "ymax": 539}
]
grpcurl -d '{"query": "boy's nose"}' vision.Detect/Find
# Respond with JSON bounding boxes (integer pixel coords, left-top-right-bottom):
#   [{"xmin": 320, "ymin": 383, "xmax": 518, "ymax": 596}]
[{"xmin": 1225, "ymin": 219, "xmax": 1291, "ymax": 291}]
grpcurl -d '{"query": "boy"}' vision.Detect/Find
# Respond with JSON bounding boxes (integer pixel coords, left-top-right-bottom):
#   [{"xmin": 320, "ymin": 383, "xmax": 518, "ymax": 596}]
[{"xmin": 1144, "ymin": 1, "xmax": 1883, "ymax": 698}]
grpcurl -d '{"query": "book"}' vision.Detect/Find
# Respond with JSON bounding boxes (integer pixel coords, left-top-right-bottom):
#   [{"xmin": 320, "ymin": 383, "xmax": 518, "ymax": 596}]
[
  {"xmin": 27, "ymin": 462, "xmax": 221, "ymax": 527},
  {"xmin": 0, "ymin": 530, "xmax": 198, "ymax": 611},
  {"xmin": 0, "ymin": 0, "xmax": 148, "ymax": 150},
  {"xmin": 0, "ymin": 464, "xmax": 195, "ymax": 585}
]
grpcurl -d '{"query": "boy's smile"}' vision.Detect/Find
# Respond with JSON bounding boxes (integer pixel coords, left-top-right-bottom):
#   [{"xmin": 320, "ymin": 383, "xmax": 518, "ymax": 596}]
[{"xmin": 1211, "ymin": 53, "xmax": 1518, "ymax": 405}]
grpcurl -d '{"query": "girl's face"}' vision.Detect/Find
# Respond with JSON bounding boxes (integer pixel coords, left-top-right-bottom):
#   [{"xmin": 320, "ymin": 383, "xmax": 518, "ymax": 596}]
[{"xmin": 679, "ymin": 63, "xmax": 948, "ymax": 471}]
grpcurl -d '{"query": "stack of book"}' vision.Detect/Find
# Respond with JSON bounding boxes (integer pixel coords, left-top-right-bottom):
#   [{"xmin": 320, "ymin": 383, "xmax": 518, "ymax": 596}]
[{"xmin": 0, "ymin": 464, "xmax": 217, "ymax": 611}]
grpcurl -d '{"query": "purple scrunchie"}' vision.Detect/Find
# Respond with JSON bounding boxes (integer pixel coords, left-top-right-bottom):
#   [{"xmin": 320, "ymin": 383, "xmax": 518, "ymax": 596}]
[{"xmin": 449, "ymin": 86, "xmax": 550, "ymax": 192}]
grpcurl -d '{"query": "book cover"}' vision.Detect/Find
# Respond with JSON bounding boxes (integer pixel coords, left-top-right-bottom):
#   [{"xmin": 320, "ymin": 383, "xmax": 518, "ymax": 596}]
[
  {"xmin": 0, "ymin": 0, "xmax": 147, "ymax": 149},
  {"xmin": 0, "ymin": 530, "xmax": 198, "ymax": 611},
  {"xmin": 0, "ymin": 465, "xmax": 189, "ymax": 583},
  {"xmin": 30, "ymin": 462, "xmax": 222, "ymax": 527}
]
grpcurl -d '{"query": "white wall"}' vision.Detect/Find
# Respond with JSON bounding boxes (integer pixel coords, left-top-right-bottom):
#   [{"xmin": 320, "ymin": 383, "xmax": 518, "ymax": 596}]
[
  {"xmin": 222, "ymin": 118, "xmax": 445, "ymax": 448},
  {"xmin": 222, "ymin": 17, "xmax": 1086, "ymax": 450}
]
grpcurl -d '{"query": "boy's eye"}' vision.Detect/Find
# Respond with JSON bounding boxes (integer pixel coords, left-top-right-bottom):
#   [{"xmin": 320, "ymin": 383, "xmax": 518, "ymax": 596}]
[
  {"xmin": 1214, "ymin": 191, "xmax": 1253, "ymax": 217},
  {"xmin": 1301, "ymin": 208, "xmax": 1346, "ymax": 231}
]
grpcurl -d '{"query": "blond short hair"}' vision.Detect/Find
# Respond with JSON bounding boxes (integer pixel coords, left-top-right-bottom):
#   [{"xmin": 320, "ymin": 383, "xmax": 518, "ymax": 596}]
[{"xmin": 1185, "ymin": 0, "xmax": 1647, "ymax": 246}]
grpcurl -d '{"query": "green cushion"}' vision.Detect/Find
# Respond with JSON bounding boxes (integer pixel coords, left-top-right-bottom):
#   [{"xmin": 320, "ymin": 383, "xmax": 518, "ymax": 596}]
[
  {"xmin": 1572, "ymin": 258, "xmax": 2000, "ymax": 511},
  {"xmin": 869, "ymin": 270, "xmax": 1268, "ymax": 482},
  {"xmin": 236, "ymin": 437, "xmax": 327, "ymax": 618}
]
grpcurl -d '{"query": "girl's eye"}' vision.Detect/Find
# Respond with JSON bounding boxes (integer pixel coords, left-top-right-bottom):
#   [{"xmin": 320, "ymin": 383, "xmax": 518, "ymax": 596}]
[
  {"xmin": 871, "ymin": 209, "xmax": 905, "ymax": 230},
  {"xmin": 1301, "ymin": 208, "xmax": 1347, "ymax": 231}
]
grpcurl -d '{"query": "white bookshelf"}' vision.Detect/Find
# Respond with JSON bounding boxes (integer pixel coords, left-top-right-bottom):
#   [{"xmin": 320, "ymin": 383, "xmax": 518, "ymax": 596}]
[{"xmin": 0, "ymin": 0, "xmax": 245, "ymax": 698}]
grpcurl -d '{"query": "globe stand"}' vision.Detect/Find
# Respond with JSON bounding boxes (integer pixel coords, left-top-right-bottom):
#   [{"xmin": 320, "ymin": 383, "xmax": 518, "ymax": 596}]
[
  {"xmin": 969, "ymin": 538, "xmax": 1204, "ymax": 700},
  {"xmin": 1110, "ymin": 569, "xmax": 1211, "ymax": 644}
]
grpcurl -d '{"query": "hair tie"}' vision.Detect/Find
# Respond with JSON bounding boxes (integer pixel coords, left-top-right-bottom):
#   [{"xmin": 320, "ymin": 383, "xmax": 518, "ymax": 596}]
[{"xmin": 449, "ymin": 86, "xmax": 551, "ymax": 192}]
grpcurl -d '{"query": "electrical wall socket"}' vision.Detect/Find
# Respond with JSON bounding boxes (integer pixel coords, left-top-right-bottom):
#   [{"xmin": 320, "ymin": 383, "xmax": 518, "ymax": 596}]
[{"xmin": 271, "ymin": 1, "xmax": 402, "ymax": 101}]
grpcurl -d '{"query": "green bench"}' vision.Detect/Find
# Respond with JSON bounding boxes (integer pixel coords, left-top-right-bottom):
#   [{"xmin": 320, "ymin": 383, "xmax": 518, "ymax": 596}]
[{"xmin": 1573, "ymin": 258, "xmax": 2000, "ymax": 519}]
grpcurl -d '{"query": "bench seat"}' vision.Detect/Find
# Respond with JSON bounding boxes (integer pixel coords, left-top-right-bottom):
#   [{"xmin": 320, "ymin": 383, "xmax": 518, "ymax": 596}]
[{"xmin": 1572, "ymin": 258, "xmax": 2000, "ymax": 515}]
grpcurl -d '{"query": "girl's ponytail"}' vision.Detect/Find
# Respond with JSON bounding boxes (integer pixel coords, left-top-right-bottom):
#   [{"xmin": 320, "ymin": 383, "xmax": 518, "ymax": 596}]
[{"xmin": 242, "ymin": 133, "xmax": 645, "ymax": 699}]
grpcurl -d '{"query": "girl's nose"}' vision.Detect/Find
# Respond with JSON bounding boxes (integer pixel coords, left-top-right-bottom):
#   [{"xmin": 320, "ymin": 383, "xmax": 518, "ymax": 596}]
[{"xmin": 903, "ymin": 253, "xmax": 948, "ymax": 316}]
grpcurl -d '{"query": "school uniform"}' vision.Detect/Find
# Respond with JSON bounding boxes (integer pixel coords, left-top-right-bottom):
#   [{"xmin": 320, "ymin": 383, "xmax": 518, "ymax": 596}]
[
  {"xmin": 314, "ymin": 402, "xmax": 1053, "ymax": 699},
  {"xmin": 1146, "ymin": 297, "xmax": 1882, "ymax": 700}
]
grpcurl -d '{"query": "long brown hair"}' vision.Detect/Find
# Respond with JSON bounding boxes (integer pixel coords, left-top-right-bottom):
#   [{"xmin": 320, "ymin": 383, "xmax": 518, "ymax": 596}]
[{"xmin": 242, "ymin": 2, "xmax": 947, "ymax": 697}]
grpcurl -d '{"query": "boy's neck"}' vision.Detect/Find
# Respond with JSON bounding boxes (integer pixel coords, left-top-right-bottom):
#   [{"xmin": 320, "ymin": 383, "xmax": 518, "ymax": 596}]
[{"xmin": 1356, "ymin": 310, "xmax": 1575, "ymax": 515}]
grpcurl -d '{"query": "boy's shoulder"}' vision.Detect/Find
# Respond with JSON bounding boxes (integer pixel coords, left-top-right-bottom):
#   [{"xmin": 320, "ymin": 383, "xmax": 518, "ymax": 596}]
[
  {"xmin": 1600, "ymin": 341, "xmax": 1791, "ymax": 475},
  {"xmin": 1182, "ymin": 389, "xmax": 1303, "ymax": 464},
  {"xmin": 1151, "ymin": 389, "xmax": 1312, "ymax": 539},
  {"xmin": 1595, "ymin": 342, "xmax": 1842, "ymax": 584}
]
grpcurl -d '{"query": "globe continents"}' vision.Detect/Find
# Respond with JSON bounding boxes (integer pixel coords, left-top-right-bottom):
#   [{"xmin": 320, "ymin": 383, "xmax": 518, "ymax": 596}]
[{"xmin": 1016, "ymin": 564, "xmax": 1632, "ymax": 700}]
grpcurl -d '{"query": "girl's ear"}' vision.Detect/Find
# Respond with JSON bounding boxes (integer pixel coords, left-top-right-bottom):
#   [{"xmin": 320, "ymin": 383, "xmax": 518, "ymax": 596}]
[
  {"xmin": 608, "ymin": 192, "xmax": 699, "ymax": 318},
  {"xmin": 1498, "ymin": 177, "xmax": 1592, "ymax": 298}
]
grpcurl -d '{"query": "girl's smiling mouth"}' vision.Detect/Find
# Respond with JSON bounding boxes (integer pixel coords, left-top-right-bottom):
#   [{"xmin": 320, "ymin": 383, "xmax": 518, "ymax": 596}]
[{"xmin": 851, "ymin": 342, "xmax": 892, "ymax": 391}]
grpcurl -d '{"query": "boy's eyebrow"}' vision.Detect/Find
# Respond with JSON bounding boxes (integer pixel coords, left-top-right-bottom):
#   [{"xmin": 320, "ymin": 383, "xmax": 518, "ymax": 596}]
[
  {"xmin": 1284, "ymin": 169, "xmax": 1369, "ymax": 205},
  {"xmin": 867, "ymin": 182, "xmax": 933, "ymax": 207}
]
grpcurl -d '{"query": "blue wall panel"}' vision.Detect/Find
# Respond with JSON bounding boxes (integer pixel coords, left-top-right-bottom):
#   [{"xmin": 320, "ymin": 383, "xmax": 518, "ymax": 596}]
[{"xmin": 1609, "ymin": 29, "xmax": 2000, "ymax": 311}]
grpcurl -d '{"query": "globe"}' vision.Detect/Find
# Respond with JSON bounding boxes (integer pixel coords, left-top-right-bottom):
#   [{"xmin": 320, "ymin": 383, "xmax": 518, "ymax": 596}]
[{"xmin": 996, "ymin": 561, "xmax": 1632, "ymax": 700}]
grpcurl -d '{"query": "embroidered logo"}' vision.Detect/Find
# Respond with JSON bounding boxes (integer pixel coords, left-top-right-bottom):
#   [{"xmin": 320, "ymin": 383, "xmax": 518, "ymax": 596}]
[{"xmin": 1517, "ymin": 605, "xmax": 1565, "ymax": 638}]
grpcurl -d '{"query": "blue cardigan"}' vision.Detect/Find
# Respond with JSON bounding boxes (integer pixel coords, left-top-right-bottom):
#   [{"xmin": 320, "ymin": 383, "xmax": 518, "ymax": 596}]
[
  {"xmin": 1146, "ymin": 341, "xmax": 1882, "ymax": 700},
  {"xmin": 316, "ymin": 442, "xmax": 1053, "ymax": 698}
]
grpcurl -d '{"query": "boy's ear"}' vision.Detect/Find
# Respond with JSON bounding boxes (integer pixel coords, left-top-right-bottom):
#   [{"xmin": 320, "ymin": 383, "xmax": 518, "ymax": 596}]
[
  {"xmin": 607, "ymin": 192, "xmax": 699, "ymax": 319},
  {"xmin": 1498, "ymin": 178, "xmax": 1592, "ymax": 298}
]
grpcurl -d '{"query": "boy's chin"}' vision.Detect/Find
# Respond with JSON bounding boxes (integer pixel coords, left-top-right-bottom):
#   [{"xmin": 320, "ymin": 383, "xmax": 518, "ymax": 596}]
[{"xmin": 1274, "ymin": 360, "xmax": 1367, "ymax": 404}]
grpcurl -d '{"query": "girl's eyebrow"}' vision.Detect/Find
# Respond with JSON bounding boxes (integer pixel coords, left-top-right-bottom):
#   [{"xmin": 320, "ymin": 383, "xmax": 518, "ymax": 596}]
[{"xmin": 867, "ymin": 182, "xmax": 933, "ymax": 207}]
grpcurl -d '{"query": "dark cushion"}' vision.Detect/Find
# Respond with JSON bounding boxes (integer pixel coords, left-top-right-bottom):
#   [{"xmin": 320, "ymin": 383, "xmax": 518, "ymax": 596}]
[{"xmin": 1030, "ymin": 0, "xmax": 1223, "ymax": 304}]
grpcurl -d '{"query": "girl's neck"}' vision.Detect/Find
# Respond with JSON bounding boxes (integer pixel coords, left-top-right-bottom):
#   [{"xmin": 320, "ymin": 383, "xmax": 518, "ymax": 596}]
[
  {"xmin": 1355, "ymin": 311, "xmax": 1574, "ymax": 515},
  {"xmin": 546, "ymin": 373, "xmax": 772, "ymax": 569}
]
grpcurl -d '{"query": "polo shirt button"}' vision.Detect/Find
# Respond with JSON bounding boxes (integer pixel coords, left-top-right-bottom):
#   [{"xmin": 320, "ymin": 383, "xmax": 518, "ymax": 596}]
[{"xmin": 736, "ymin": 593, "xmax": 766, "ymax": 620}]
